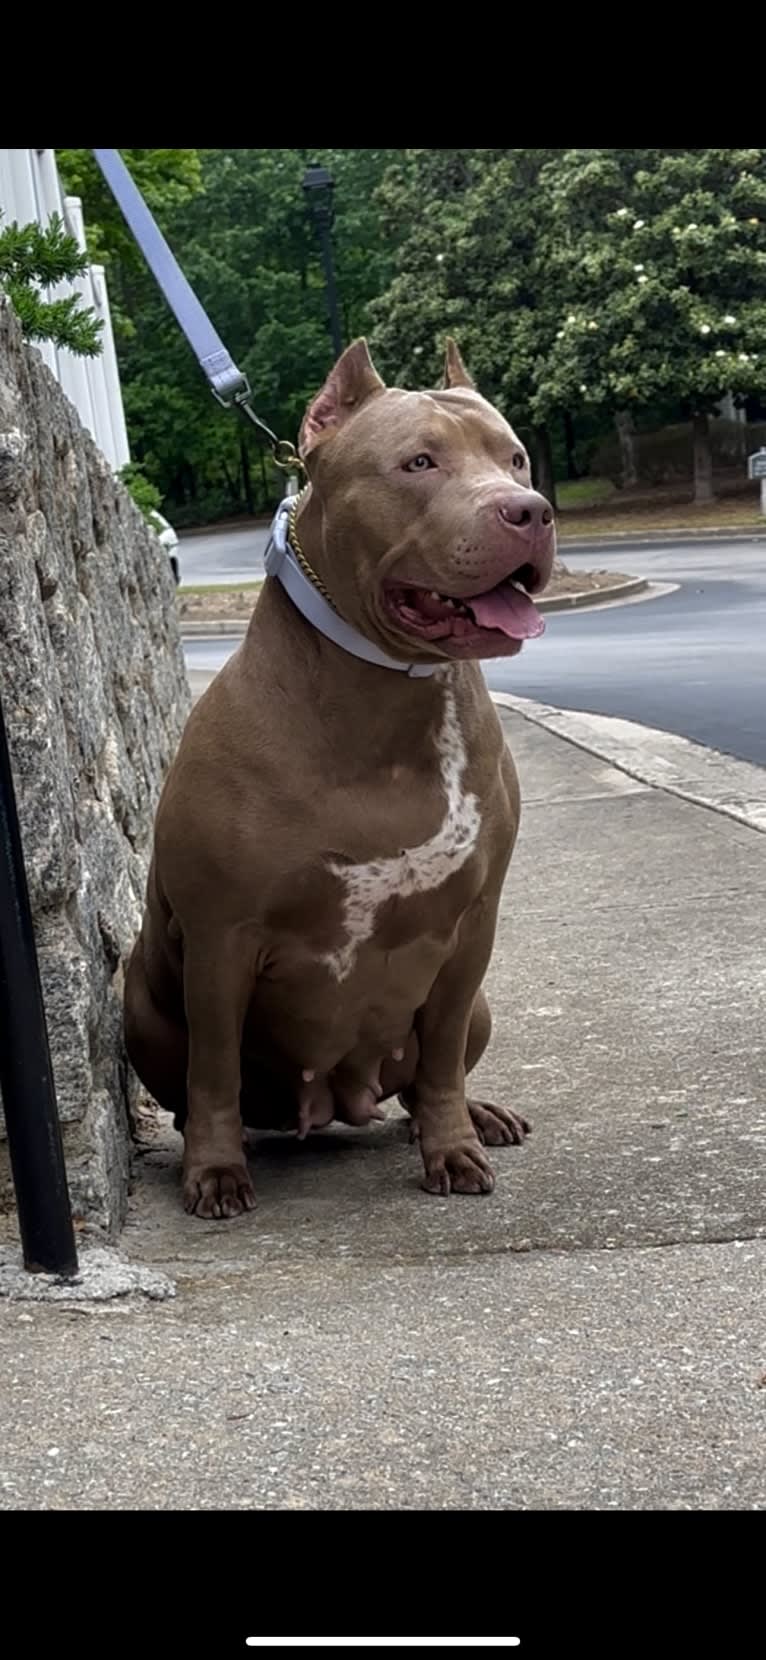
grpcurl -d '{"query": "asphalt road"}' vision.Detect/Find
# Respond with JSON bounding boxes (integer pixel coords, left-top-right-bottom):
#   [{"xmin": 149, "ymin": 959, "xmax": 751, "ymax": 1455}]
[
  {"xmin": 178, "ymin": 523, "xmax": 270, "ymax": 586},
  {"xmin": 182, "ymin": 534, "xmax": 766, "ymax": 767}
]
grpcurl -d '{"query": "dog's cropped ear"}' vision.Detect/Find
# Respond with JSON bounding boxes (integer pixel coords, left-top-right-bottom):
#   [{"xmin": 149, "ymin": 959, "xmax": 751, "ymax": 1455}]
[
  {"xmin": 442, "ymin": 337, "xmax": 476, "ymax": 390},
  {"xmin": 299, "ymin": 339, "xmax": 386, "ymax": 458}
]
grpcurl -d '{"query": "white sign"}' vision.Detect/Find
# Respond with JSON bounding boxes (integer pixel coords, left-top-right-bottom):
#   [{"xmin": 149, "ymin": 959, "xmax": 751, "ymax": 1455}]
[{"xmin": 747, "ymin": 447, "xmax": 766, "ymax": 480}]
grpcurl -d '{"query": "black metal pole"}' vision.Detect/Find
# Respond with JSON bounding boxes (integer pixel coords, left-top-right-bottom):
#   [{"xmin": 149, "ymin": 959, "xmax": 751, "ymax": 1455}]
[
  {"xmin": 317, "ymin": 221, "xmax": 343, "ymax": 361},
  {"xmin": 0, "ymin": 691, "xmax": 78, "ymax": 1276}
]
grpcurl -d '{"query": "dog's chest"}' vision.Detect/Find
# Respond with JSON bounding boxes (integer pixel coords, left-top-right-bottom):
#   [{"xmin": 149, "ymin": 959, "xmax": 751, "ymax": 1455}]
[{"xmin": 322, "ymin": 688, "xmax": 482, "ymax": 982}]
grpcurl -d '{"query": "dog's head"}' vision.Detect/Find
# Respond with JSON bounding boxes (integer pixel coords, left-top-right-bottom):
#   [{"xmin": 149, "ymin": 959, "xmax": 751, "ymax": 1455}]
[{"xmin": 297, "ymin": 339, "xmax": 555, "ymax": 663}]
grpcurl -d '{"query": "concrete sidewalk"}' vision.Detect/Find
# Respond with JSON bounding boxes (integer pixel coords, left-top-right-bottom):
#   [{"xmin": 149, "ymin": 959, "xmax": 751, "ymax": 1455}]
[{"xmin": 1, "ymin": 705, "xmax": 765, "ymax": 1509}]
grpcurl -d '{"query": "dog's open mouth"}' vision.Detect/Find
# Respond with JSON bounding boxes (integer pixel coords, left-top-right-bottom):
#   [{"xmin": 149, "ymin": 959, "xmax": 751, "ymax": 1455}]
[{"xmin": 384, "ymin": 562, "xmax": 545, "ymax": 652}]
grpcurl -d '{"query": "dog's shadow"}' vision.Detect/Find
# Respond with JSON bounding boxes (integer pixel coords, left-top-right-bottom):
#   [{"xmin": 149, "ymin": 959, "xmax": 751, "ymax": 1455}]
[
  {"xmin": 245, "ymin": 1115, "xmax": 408, "ymax": 1166},
  {"xmin": 133, "ymin": 1106, "xmax": 413, "ymax": 1223}
]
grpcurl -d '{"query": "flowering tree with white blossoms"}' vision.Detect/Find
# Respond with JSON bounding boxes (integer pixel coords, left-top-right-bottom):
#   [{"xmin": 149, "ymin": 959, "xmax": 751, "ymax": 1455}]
[
  {"xmin": 537, "ymin": 149, "xmax": 766, "ymax": 502},
  {"xmin": 370, "ymin": 149, "xmax": 566, "ymax": 506}
]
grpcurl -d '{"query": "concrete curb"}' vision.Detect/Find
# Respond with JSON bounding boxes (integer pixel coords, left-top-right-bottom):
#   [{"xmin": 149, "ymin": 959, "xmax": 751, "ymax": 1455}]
[
  {"xmin": 179, "ymin": 576, "xmax": 650, "ymax": 640},
  {"xmin": 180, "ymin": 619, "xmax": 250, "ymax": 637},
  {"xmin": 491, "ymin": 693, "xmax": 766, "ymax": 834},
  {"xmin": 538, "ymin": 576, "xmax": 647, "ymax": 612},
  {"xmin": 561, "ymin": 526, "xmax": 766, "ymax": 550},
  {"xmin": 178, "ymin": 518, "xmax": 766, "ymax": 549}
]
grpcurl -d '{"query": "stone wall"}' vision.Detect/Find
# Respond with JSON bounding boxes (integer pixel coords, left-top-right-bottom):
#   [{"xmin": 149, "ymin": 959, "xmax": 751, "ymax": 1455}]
[{"xmin": 0, "ymin": 303, "xmax": 190, "ymax": 1233}]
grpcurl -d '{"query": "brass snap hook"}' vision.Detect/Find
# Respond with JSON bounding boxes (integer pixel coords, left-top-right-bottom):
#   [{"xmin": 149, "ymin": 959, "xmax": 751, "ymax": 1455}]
[{"xmin": 272, "ymin": 439, "xmax": 306, "ymax": 475}]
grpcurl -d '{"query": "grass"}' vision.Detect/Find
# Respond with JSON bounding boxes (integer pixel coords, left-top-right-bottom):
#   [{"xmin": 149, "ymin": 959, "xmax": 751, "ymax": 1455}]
[
  {"xmin": 555, "ymin": 476, "xmax": 763, "ymax": 539},
  {"xmin": 558, "ymin": 498, "xmax": 763, "ymax": 540},
  {"xmin": 179, "ymin": 579, "xmax": 263, "ymax": 596},
  {"xmin": 556, "ymin": 477, "xmax": 617, "ymax": 510}
]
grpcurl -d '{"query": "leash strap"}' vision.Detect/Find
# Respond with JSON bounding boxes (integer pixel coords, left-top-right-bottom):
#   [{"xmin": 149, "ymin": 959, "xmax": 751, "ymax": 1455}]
[
  {"xmin": 264, "ymin": 502, "xmax": 438, "ymax": 678},
  {"xmin": 91, "ymin": 149, "xmax": 287, "ymax": 457},
  {"xmin": 89, "ymin": 160, "xmax": 432, "ymax": 675}
]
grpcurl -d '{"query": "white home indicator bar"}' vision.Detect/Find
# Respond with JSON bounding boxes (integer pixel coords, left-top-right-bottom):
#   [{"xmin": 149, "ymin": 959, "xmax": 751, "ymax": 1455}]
[{"xmin": 245, "ymin": 1642, "xmax": 520, "ymax": 1650}]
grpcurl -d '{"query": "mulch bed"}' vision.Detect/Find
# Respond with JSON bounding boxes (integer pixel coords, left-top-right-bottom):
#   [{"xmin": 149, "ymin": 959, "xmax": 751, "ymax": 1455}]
[{"xmin": 178, "ymin": 566, "xmax": 631, "ymax": 625}]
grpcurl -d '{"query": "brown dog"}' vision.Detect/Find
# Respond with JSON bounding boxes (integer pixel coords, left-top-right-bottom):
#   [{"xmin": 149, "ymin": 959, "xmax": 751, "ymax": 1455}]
[{"xmin": 124, "ymin": 339, "xmax": 555, "ymax": 1217}]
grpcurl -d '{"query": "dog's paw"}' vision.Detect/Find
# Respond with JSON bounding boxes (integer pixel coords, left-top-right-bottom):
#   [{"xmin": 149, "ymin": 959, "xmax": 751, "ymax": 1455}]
[
  {"xmin": 421, "ymin": 1137, "xmax": 495, "ymax": 1197},
  {"xmin": 468, "ymin": 1098, "xmax": 531, "ymax": 1147},
  {"xmin": 182, "ymin": 1162, "xmax": 256, "ymax": 1219}
]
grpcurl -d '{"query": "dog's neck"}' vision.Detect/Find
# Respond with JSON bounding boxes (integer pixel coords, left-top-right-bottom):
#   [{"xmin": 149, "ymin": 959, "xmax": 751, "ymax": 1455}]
[
  {"xmin": 245, "ymin": 577, "xmax": 455, "ymax": 780},
  {"xmin": 264, "ymin": 492, "xmax": 439, "ymax": 680}
]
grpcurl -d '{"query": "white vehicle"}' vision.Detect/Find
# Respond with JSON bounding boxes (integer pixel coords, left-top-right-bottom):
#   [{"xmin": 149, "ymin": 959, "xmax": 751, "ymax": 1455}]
[{"xmin": 153, "ymin": 512, "xmax": 180, "ymax": 585}]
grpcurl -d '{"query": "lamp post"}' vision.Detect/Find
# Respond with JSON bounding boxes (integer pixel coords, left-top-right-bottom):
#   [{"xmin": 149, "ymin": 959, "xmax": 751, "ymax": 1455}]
[{"xmin": 302, "ymin": 161, "xmax": 343, "ymax": 361}]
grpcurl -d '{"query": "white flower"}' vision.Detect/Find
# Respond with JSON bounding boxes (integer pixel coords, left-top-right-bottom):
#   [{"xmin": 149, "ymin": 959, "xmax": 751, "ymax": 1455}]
[
  {"xmin": 699, "ymin": 324, "xmax": 711, "ymax": 335},
  {"xmin": 579, "ymin": 384, "xmax": 587, "ymax": 393},
  {"xmin": 633, "ymin": 263, "xmax": 644, "ymax": 272},
  {"xmin": 556, "ymin": 330, "xmax": 564, "ymax": 339},
  {"xmin": 413, "ymin": 345, "xmax": 424, "ymax": 356},
  {"xmin": 567, "ymin": 314, "xmax": 576, "ymax": 324},
  {"xmin": 687, "ymin": 222, "xmax": 697, "ymax": 230},
  {"xmin": 715, "ymin": 349, "xmax": 726, "ymax": 357},
  {"xmin": 615, "ymin": 207, "xmax": 629, "ymax": 218},
  {"xmin": 637, "ymin": 274, "xmax": 648, "ymax": 284},
  {"xmin": 633, "ymin": 219, "xmax": 645, "ymax": 229},
  {"xmin": 672, "ymin": 226, "xmax": 681, "ymax": 234},
  {"xmin": 739, "ymin": 352, "xmax": 749, "ymax": 361},
  {"xmin": 587, "ymin": 320, "xmax": 598, "ymax": 330},
  {"xmin": 435, "ymin": 253, "xmax": 445, "ymax": 264},
  {"xmin": 723, "ymin": 314, "xmax": 736, "ymax": 324}
]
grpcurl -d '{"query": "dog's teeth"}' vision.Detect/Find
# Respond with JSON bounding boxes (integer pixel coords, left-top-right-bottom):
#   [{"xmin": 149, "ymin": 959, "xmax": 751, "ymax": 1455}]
[{"xmin": 429, "ymin": 590, "xmax": 440, "ymax": 601}]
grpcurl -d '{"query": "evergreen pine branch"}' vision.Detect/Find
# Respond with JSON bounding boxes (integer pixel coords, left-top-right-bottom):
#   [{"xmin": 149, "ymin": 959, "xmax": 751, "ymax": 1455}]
[{"xmin": 0, "ymin": 211, "xmax": 103, "ymax": 357}]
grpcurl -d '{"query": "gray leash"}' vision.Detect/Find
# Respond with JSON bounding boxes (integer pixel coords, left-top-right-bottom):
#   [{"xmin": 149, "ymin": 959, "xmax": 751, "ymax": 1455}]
[
  {"xmin": 91, "ymin": 148, "xmax": 303, "ymax": 486},
  {"xmin": 91, "ymin": 152, "xmax": 434, "ymax": 670}
]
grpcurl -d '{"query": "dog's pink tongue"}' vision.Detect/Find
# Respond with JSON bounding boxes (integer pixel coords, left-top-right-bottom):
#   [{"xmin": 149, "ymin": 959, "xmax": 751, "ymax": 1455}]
[{"xmin": 470, "ymin": 583, "xmax": 545, "ymax": 640}]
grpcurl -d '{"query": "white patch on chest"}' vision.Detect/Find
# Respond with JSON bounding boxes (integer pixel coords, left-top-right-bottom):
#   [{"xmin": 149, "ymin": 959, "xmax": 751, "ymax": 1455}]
[{"xmin": 321, "ymin": 686, "xmax": 481, "ymax": 982}]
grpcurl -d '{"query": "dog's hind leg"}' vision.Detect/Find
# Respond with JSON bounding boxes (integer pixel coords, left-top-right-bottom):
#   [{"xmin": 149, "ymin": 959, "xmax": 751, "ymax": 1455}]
[{"xmin": 124, "ymin": 934, "xmax": 188, "ymax": 1124}]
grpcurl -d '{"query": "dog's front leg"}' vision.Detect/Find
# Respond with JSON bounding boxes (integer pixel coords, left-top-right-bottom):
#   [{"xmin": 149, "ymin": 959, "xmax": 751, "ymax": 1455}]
[
  {"xmin": 410, "ymin": 897, "xmax": 499, "ymax": 1196},
  {"xmin": 182, "ymin": 931, "xmax": 255, "ymax": 1219}
]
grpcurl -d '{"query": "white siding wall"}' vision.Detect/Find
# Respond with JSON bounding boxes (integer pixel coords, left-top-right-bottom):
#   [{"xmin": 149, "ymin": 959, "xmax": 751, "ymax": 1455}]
[{"xmin": 0, "ymin": 148, "xmax": 130, "ymax": 469}]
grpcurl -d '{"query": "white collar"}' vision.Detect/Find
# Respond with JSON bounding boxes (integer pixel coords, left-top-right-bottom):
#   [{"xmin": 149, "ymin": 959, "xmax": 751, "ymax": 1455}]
[{"xmin": 263, "ymin": 498, "xmax": 438, "ymax": 678}]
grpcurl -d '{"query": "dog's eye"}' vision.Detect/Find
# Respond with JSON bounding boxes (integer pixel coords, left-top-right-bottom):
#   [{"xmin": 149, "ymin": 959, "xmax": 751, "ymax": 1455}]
[
  {"xmin": 512, "ymin": 452, "xmax": 526, "ymax": 470},
  {"xmin": 404, "ymin": 453, "xmax": 436, "ymax": 472}
]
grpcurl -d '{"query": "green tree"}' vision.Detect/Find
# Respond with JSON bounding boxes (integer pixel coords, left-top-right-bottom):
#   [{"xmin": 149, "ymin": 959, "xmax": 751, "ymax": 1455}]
[
  {"xmin": 539, "ymin": 148, "xmax": 766, "ymax": 501},
  {"xmin": 0, "ymin": 210, "xmax": 102, "ymax": 355},
  {"xmin": 56, "ymin": 149, "xmax": 204, "ymax": 276},
  {"xmin": 57, "ymin": 148, "xmax": 398, "ymax": 524},
  {"xmin": 118, "ymin": 461, "xmax": 164, "ymax": 529},
  {"xmin": 370, "ymin": 149, "xmax": 567, "ymax": 504}
]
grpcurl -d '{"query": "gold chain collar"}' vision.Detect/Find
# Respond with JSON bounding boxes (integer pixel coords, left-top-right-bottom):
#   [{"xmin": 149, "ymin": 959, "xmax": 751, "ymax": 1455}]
[{"xmin": 286, "ymin": 487, "xmax": 336, "ymax": 609}]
